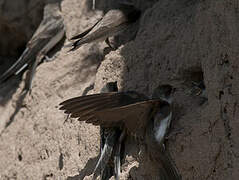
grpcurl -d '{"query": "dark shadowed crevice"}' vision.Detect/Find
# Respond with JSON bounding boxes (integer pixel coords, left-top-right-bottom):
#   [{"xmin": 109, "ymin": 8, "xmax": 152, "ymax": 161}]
[{"xmin": 181, "ymin": 68, "xmax": 204, "ymax": 85}]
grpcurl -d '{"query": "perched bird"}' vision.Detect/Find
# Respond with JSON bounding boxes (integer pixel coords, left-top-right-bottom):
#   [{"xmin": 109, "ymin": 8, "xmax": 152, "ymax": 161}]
[
  {"xmin": 95, "ymin": 82, "xmax": 123, "ymax": 180},
  {"xmin": 60, "ymin": 84, "xmax": 181, "ymax": 180},
  {"xmin": 66, "ymin": 4, "xmax": 141, "ymax": 51},
  {"xmin": 0, "ymin": 3, "xmax": 65, "ymax": 93},
  {"xmin": 97, "ymin": 82, "xmax": 119, "ymax": 179}
]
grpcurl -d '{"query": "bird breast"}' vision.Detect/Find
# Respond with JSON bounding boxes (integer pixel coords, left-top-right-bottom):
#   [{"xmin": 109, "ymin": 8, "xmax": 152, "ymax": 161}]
[{"xmin": 154, "ymin": 112, "xmax": 172, "ymax": 144}]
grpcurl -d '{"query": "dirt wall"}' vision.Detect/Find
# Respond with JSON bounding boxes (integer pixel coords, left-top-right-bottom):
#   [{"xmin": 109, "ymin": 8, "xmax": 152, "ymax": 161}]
[{"xmin": 0, "ymin": 0, "xmax": 238, "ymax": 179}]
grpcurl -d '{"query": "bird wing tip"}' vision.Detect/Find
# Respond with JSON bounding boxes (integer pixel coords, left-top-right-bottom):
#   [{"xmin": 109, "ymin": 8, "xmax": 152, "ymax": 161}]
[
  {"xmin": 64, "ymin": 43, "xmax": 77, "ymax": 52},
  {"xmin": 64, "ymin": 42, "xmax": 73, "ymax": 48}
]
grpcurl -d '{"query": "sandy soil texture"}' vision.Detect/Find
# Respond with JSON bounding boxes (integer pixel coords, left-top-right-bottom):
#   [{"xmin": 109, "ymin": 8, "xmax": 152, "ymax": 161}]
[{"xmin": 0, "ymin": 0, "xmax": 239, "ymax": 179}]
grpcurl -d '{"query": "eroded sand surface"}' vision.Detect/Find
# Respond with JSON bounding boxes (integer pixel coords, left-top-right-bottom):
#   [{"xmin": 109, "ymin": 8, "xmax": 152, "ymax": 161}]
[{"xmin": 0, "ymin": 0, "xmax": 239, "ymax": 179}]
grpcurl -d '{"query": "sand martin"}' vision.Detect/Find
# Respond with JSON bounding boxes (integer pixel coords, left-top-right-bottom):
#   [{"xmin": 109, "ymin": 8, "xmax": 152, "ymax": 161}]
[
  {"xmin": 60, "ymin": 84, "xmax": 181, "ymax": 179},
  {"xmin": 98, "ymin": 82, "xmax": 121, "ymax": 180},
  {"xmin": 66, "ymin": 5, "xmax": 141, "ymax": 51},
  {"xmin": 0, "ymin": 3, "xmax": 65, "ymax": 93}
]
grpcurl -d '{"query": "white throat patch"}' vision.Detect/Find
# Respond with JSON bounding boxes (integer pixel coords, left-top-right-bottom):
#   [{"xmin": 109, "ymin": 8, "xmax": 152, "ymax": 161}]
[{"xmin": 154, "ymin": 112, "xmax": 172, "ymax": 144}]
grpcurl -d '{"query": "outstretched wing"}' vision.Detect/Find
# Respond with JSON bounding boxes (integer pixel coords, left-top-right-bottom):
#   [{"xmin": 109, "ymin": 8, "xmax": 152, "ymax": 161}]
[
  {"xmin": 92, "ymin": 100, "xmax": 159, "ymax": 137},
  {"xmin": 60, "ymin": 91, "xmax": 144, "ymax": 116},
  {"xmin": 60, "ymin": 92, "xmax": 159, "ymax": 137}
]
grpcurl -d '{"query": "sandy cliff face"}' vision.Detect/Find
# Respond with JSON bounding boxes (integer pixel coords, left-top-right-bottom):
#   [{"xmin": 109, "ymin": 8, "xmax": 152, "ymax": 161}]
[{"xmin": 0, "ymin": 0, "xmax": 239, "ymax": 179}]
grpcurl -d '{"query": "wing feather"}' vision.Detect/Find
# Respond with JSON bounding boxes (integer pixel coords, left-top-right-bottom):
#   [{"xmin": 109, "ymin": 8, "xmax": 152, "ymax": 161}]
[
  {"xmin": 0, "ymin": 16, "xmax": 64, "ymax": 83},
  {"xmin": 59, "ymin": 92, "xmax": 158, "ymax": 136},
  {"xmin": 92, "ymin": 100, "xmax": 159, "ymax": 136},
  {"xmin": 69, "ymin": 101, "xmax": 118, "ymax": 118},
  {"xmin": 60, "ymin": 93, "xmax": 118, "ymax": 111},
  {"xmin": 69, "ymin": 18, "xmax": 102, "ymax": 40},
  {"xmin": 60, "ymin": 92, "xmax": 116, "ymax": 106}
]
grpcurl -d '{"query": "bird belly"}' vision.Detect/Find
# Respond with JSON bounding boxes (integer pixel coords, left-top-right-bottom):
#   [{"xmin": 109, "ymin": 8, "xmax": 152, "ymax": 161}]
[{"xmin": 154, "ymin": 112, "xmax": 172, "ymax": 144}]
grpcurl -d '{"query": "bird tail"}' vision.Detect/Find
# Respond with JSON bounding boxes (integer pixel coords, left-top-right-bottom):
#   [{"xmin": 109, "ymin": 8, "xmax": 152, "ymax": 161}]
[
  {"xmin": 64, "ymin": 41, "xmax": 78, "ymax": 52},
  {"xmin": 92, "ymin": 129, "xmax": 118, "ymax": 180},
  {"xmin": 64, "ymin": 18, "xmax": 102, "ymax": 52},
  {"xmin": 156, "ymin": 148, "xmax": 182, "ymax": 180},
  {"xmin": 114, "ymin": 141, "xmax": 121, "ymax": 180},
  {"xmin": 0, "ymin": 47, "xmax": 30, "ymax": 83},
  {"xmin": 64, "ymin": 40, "xmax": 84, "ymax": 52}
]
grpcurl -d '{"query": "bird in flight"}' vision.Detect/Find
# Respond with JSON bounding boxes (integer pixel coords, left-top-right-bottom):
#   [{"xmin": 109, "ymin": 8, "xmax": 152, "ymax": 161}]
[
  {"xmin": 60, "ymin": 83, "xmax": 181, "ymax": 180},
  {"xmin": 0, "ymin": 3, "xmax": 65, "ymax": 93}
]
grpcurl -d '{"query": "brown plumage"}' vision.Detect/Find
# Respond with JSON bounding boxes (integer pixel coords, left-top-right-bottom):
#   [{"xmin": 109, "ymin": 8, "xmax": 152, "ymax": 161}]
[
  {"xmin": 0, "ymin": 3, "xmax": 65, "ymax": 92},
  {"xmin": 60, "ymin": 91, "xmax": 158, "ymax": 138},
  {"xmin": 59, "ymin": 85, "xmax": 181, "ymax": 180},
  {"xmin": 66, "ymin": 5, "xmax": 141, "ymax": 51}
]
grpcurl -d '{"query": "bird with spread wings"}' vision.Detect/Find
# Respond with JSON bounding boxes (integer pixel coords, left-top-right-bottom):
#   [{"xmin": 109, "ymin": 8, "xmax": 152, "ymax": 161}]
[{"xmin": 60, "ymin": 83, "xmax": 181, "ymax": 180}]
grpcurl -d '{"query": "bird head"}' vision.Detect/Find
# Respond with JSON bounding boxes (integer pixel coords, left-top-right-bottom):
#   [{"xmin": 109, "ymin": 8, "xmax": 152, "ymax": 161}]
[
  {"xmin": 152, "ymin": 85, "xmax": 175, "ymax": 104},
  {"xmin": 100, "ymin": 81, "xmax": 118, "ymax": 93}
]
